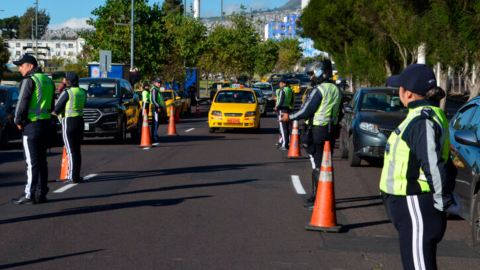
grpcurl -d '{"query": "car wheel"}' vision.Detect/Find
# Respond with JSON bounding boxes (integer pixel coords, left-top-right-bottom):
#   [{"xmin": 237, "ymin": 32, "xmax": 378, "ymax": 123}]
[
  {"xmin": 472, "ymin": 192, "xmax": 480, "ymax": 252},
  {"xmin": 255, "ymin": 122, "xmax": 261, "ymax": 133},
  {"xmin": 187, "ymin": 105, "xmax": 191, "ymax": 115},
  {"xmin": 0, "ymin": 127, "xmax": 9, "ymax": 150},
  {"xmin": 131, "ymin": 116, "xmax": 141, "ymax": 142},
  {"xmin": 114, "ymin": 119, "xmax": 127, "ymax": 144},
  {"xmin": 209, "ymin": 128, "xmax": 216, "ymax": 133},
  {"xmin": 348, "ymin": 134, "xmax": 361, "ymax": 166},
  {"xmin": 339, "ymin": 132, "xmax": 348, "ymax": 158}
]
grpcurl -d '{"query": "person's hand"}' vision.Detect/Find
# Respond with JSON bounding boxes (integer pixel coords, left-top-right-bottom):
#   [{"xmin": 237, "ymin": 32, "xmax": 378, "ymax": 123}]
[
  {"xmin": 157, "ymin": 108, "xmax": 162, "ymax": 113},
  {"xmin": 278, "ymin": 113, "xmax": 290, "ymax": 122},
  {"xmin": 274, "ymin": 107, "xmax": 277, "ymax": 112},
  {"xmin": 17, "ymin": 124, "xmax": 23, "ymax": 131},
  {"xmin": 446, "ymin": 192, "xmax": 461, "ymax": 215}
]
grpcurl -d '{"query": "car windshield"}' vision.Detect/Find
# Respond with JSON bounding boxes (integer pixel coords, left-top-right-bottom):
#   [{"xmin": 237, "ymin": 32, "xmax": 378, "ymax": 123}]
[
  {"xmin": 0, "ymin": 90, "xmax": 7, "ymax": 106},
  {"xmin": 79, "ymin": 82, "xmax": 118, "ymax": 99},
  {"xmin": 253, "ymin": 84, "xmax": 271, "ymax": 91},
  {"xmin": 253, "ymin": 89, "xmax": 263, "ymax": 97},
  {"xmin": 300, "ymin": 77, "xmax": 310, "ymax": 83},
  {"xmin": 359, "ymin": 91, "xmax": 406, "ymax": 112},
  {"xmin": 212, "ymin": 83, "xmax": 230, "ymax": 89},
  {"xmin": 215, "ymin": 90, "xmax": 256, "ymax": 104},
  {"xmin": 288, "ymin": 80, "xmax": 300, "ymax": 85},
  {"xmin": 162, "ymin": 92, "xmax": 173, "ymax": 100}
]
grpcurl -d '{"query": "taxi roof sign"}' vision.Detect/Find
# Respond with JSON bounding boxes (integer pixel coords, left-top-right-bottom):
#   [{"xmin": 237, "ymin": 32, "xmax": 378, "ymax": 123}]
[{"xmin": 231, "ymin": 84, "xmax": 242, "ymax": 88}]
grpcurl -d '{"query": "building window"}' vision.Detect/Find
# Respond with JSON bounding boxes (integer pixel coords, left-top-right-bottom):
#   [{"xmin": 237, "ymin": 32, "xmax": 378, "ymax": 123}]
[
  {"xmin": 68, "ymin": 43, "xmax": 73, "ymax": 48},
  {"xmin": 56, "ymin": 43, "xmax": 60, "ymax": 48},
  {"xmin": 16, "ymin": 43, "xmax": 20, "ymax": 47},
  {"xmin": 56, "ymin": 52, "xmax": 61, "ymax": 56},
  {"xmin": 64, "ymin": 51, "xmax": 66, "ymax": 55},
  {"xmin": 38, "ymin": 43, "xmax": 42, "ymax": 46},
  {"xmin": 27, "ymin": 43, "xmax": 32, "ymax": 47},
  {"xmin": 16, "ymin": 51, "xmax": 20, "ymax": 55}
]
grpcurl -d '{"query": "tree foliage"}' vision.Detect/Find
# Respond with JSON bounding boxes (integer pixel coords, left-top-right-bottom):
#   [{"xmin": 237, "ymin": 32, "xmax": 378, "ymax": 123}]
[
  {"xmin": 18, "ymin": 7, "xmax": 50, "ymax": 39},
  {"xmin": 0, "ymin": 40, "xmax": 11, "ymax": 80},
  {"xmin": 255, "ymin": 39, "xmax": 279, "ymax": 78},
  {"xmin": 0, "ymin": 16, "xmax": 20, "ymax": 39},
  {"xmin": 161, "ymin": 0, "xmax": 184, "ymax": 16},
  {"xmin": 275, "ymin": 38, "xmax": 303, "ymax": 73}
]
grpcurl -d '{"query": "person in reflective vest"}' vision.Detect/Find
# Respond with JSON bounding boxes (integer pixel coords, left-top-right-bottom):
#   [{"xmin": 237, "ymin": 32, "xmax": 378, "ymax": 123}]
[
  {"xmin": 150, "ymin": 78, "xmax": 165, "ymax": 142},
  {"xmin": 54, "ymin": 72, "xmax": 86, "ymax": 183},
  {"xmin": 380, "ymin": 64, "xmax": 457, "ymax": 270},
  {"xmin": 12, "ymin": 55, "xmax": 55, "ymax": 205},
  {"xmin": 279, "ymin": 60, "xmax": 343, "ymax": 207},
  {"xmin": 274, "ymin": 78, "xmax": 294, "ymax": 150},
  {"xmin": 142, "ymin": 82, "xmax": 151, "ymax": 117}
]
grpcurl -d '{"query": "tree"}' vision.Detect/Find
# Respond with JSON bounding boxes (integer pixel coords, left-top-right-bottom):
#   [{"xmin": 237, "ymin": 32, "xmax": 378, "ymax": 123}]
[
  {"xmin": 0, "ymin": 40, "xmax": 11, "ymax": 80},
  {"xmin": 275, "ymin": 38, "xmax": 303, "ymax": 73},
  {"xmin": 79, "ymin": 0, "xmax": 168, "ymax": 80},
  {"xmin": 18, "ymin": 7, "xmax": 50, "ymax": 39},
  {"xmin": 0, "ymin": 16, "xmax": 20, "ymax": 39},
  {"xmin": 255, "ymin": 39, "xmax": 279, "ymax": 78},
  {"xmin": 162, "ymin": 0, "xmax": 184, "ymax": 16}
]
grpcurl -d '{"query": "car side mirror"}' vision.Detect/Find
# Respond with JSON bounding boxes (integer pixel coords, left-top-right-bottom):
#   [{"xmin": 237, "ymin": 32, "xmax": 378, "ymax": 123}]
[
  {"xmin": 122, "ymin": 92, "xmax": 134, "ymax": 99},
  {"xmin": 454, "ymin": 130, "xmax": 480, "ymax": 147},
  {"xmin": 344, "ymin": 105, "xmax": 353, "ymax": 113}
]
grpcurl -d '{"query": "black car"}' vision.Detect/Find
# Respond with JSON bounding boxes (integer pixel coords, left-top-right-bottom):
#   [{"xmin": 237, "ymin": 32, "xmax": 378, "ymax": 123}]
[
  {"xmin": 339, "ymin": 87, "xmax": 407, "ymax": 166},
  {"xmin": 77, "ymin": 78, "xmax": 142, "ymax": 143},
  {"xmin": 448, "ymin": 96, "xmax": 480, "ymax": 251},
  {"xmin": 0, "ymin": 86, "xmax": 21, "ymax": 149},
  {"xmin": 209, "ymin": 82, "xmax": 231, "ymax": 101}
]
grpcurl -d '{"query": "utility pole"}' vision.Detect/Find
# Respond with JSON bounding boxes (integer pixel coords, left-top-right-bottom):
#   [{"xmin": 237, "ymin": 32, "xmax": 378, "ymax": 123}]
[
  {"xmin": 114, "ymin": 0, "xmax": 134, "ymax": 70},
  {"xmin": 35, "ymin": 0, "xmax": 38, "ymax": 59},
  {"xmin": 31, "ymin": 18, "xmax": 34, "ymax": 55}
]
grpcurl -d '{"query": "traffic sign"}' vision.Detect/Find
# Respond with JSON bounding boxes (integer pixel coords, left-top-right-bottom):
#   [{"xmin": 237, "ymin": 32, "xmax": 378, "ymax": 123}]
[{"xmin": 99, "ymin": 50, "xmax": 112, "ymax": 75}]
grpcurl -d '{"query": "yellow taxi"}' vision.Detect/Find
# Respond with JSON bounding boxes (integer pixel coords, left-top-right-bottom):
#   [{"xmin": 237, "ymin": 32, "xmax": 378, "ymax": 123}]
[
  {"xmin": 176, "ymin": 90, "xmax": 191, "ymax": 116},
  {"xmin": 208, "ymin": 87, "xmax": 260, "ymax": 133},
  {"xmin": 288, "ymin": 79, "xmax": 301, "ymax": 94},
  {"xmin": 161, "ymin": 89, "xmax": 183, "ymax": 117}
]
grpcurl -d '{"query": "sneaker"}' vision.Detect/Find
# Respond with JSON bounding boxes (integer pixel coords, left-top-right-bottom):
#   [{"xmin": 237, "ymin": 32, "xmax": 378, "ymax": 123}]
[
  {"xmin": 303, "ymin": 202, "xmax": 314, "ymax": 210},
  {"xmin": 278, "ymin": 147, "xmax": 288, "ymax": 151},
  {"xmin": 12, "ymin": 195, "xmax": 36, "ymax": 205},
  {"xmin": 305, "ymin": 195, "xmax": 316, "ymax": 204},
  {"xmin": 275, "ymin": 142, "xmax": 281, "ymax": 146}
]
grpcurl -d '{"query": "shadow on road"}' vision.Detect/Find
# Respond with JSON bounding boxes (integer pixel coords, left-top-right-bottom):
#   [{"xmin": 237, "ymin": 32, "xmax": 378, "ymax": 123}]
[
  {"xmin": 0, "ymin": 196, "xmax": 210, "ymax": 225},
  {"xmin": 0, "ymin": 249, "xmax": 104, "ymax": 269},
  {"xmin": 340, "ymin": 220, "xmax": 391, "ymax": 233},
  {"xmin": 336, "ymin": 195, "xmax": 381, "ymax": 204}
]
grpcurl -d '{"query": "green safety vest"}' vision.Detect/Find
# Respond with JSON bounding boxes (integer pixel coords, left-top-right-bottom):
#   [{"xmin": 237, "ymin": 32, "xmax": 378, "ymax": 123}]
[
  {"xmin": 142, "ymin": 90, "xmax": 150, "ymax": 103},
  {"xmin": 150, "ymin": 87, "xmax": 165, "ymax": 107},
  {"xmin": 27, "ymin": 73, "xmax": 54, "ymax": 121},
  {"xmin": 379, "ymin": 105, "xmax": 450, "ymax": 195},
  {"xmin": 275, "ymin": 86, "xmax": 294, "ymax": 109},
  {"xmin": 307, "ymin": 83, "xmax": 342, "ymax": 126},
  {"xmin": 63, "ymin": 87, "xmax": 86, "ymax": 118}
]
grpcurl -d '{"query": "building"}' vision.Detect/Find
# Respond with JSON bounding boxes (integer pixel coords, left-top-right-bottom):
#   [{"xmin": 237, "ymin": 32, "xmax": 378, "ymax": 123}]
[
  {"xmin": 264, "ymin": 14, "xmax": 321, "ymax": 58},
  {"xmin": 5, "ymin": 38, "xmax": 85, "ymax": 67}
]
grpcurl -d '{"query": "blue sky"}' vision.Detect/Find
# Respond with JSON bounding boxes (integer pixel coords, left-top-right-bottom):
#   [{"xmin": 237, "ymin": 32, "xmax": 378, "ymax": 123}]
[{"xmin": 0, "ymin": 0, "xmax": 289, "ymax": 29}]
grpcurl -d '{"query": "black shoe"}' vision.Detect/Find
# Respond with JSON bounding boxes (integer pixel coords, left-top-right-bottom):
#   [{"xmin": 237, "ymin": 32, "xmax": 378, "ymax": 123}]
[
  {"xmin": 275, "ymin": 142, "xmax": 281, "ymax": 146},
  {"xmin": 12, "ymin": 195, "xmax": 36, "ymax": 205},
  {"xmin": 305, "ymin": 195, "xmax": 316, "ymax": 204},
  {"xmin": 73, "ymin": 177, "xmax": 84, "ymax": 183},
  {"xmin": 303, "ymin": 202, "xmax": 314, "ymax": 210},
  {"xmin": 36, "ymin": 196, "xmax": 48, "ymax": 204}
]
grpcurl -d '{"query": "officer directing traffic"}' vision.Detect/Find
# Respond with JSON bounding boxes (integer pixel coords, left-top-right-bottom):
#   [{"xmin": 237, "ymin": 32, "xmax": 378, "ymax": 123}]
[
  {"xmin": 54, "ymin": 71, "xmax": 86, "ymax": 183},
  {"xmin": 279, "ymin": 60, "xmax": 342, "ymax": 206},
  {"xmin": 12, "ymin": 55, "xmax": 55, "ymax": 205},
  {"xmin": 274, "ymin": 77, "xmax": 294, "ymax": 150},
  {"xmin": 150, "ymin": 78, "xmax": 165, "ymax": 142},
  {"xmin": 380, "ymin": 64, "xmax": 457, "ymax": 270}
]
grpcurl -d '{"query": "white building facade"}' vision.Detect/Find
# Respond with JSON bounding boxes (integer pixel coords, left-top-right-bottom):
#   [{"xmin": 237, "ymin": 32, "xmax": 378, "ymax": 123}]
[{"xmin": 5, "ymin": 38, "xmax": 85, "ymax": 67}]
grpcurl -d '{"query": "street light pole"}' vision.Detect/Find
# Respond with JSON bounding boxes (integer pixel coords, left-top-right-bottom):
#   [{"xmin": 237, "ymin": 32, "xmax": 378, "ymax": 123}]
[
  {"xmin": 114, "ymin": 0, "xmax": 134, "ymax": 70},
  {"xmin": 35, "ymin": 0, "xmax": 38, "ymax": 59}
]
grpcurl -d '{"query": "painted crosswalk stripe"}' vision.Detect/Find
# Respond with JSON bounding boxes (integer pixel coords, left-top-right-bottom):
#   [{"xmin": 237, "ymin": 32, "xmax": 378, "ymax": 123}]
[
  {"xmin": 143, "ymin": 147, "xmax": 150, "ymax": 150},
  {"xmin": 53, "ymin": 184, "xmax": 78, "ymax": 193},
  {"xmin": 83, "ymin": 174, "xmax": 97, "ymax": 181},
  {"xmin": 291, "ymin": 175, "xmax": 306, "ymax": 194},
  {"xmin": 186, "ymin": 128, "xmax": 195, "ymax": 132}
]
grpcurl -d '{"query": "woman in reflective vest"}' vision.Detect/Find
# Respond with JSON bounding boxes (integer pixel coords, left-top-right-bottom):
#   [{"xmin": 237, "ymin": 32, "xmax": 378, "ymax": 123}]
[
  {"xmin": 380, "ymin": 64, "xmax": 457, "ymax": 270},
  {"xmin": 142, "ymin": 82, "xmax": 151, "ymax": 118},
  {"xmin": 54, "ymin": 72, "xmax": 86, "ymax": 183}
]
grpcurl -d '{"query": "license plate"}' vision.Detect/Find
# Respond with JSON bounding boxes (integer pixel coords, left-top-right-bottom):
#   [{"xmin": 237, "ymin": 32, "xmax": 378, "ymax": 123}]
[
  {"xmin": 227, "ymin": 118, "xmax": 240, "ymax": 124},
  {"xmin": 84, "ymin": 123, "xmax": 89, "ymax": 131}
]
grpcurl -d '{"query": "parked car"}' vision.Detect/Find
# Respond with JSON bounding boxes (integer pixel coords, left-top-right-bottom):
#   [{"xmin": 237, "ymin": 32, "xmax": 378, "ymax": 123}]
[
  {"xmin": 176, "ymin": 90, "xmax": 191, "ymax": 116},
  {"xmin": 300, "ymin": 76, "xmax": 311, "ymax": 92},
  {"xmin": 252, "ymin": 82, "xmax": 274, "ymax": 104},
  {"xmin": 252, "ymin": 88, "xmax": 267, "ymax": 116},
  {"xmin": 288, "ymin": 79, "xmax": 301, "ymax": 94},
  {"xmin": 448, "ymin": 96, "xmax": 480, "ymax": 251},
  {"xmin": 209, "ymin": 81, "xmax": 231, "ymax": 101},
  {"xmin": 2, "ymin": 69, "xmax": 22, "ymax": 79},
  {"xmin": 339, "ymin": 87, "xmax": 407, "ymax": 166},
  {"xmin": 0, "ymin": 85, "xmax": 21, "ymax": 149},
  {"xmin": 77, "ymin": 78, "xmax": 142, "ymax": 143}
]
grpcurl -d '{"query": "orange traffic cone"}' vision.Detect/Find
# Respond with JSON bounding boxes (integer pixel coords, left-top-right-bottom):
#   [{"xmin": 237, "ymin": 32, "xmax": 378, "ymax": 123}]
[
  {"xmin": 287, "ymin": 120, "xmax": 304, "ymax": 159},
  {"xmin": 167, "ymin": 106, "xmax": 178, "ymax": 136},
  {"xmin": 57, "ymin": 147, "xmax": 69, "ymax": 181},
  {"xmin": 139, "ymin": 108, "xmax": 155, "ymax": 148},
  {"xmin": 196, "ymin": 104, "xmax": 200, "ymax": 115},
  {"xmin": 175, "ymin": 107, "xmax": 180, "ymax": 123},
  {"xmin": 305, "ymin": 141, "xmax": 342, "ymax": 233}
]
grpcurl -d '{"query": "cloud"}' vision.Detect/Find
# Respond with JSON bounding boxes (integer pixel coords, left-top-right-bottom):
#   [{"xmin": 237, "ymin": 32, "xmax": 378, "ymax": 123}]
[{"xmin": 49, "ymin": 17, "xmax": 94, "ymax": 30}]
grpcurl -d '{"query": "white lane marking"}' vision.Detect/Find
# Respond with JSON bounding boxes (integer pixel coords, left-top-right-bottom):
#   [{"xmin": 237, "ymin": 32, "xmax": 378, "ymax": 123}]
[
  {"xmin": 84, "ymin": 174, "xmax": 97, "ymax": 181},
  {"xmin": 185, "ymin": 128, "xmax": 195, "ymax": 132},
  {"xmin": 143, "ymin": 147, "xmax": 151, "ymax": 150},
  {"xmin": 291, "ymin": 175, "xmax": 306, "ymax": 194},
  {"xmin": 53, "ymin": 184, "xmax": 78, "ymax": 193},
  {"xmin": 153, "ymin": 143, "xmax": 160, "ymax": 146}
]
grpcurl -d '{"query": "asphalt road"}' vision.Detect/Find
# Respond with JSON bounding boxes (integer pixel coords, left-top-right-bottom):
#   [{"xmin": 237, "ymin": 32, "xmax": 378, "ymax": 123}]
[{"xmin": 0, "ymin": 99, "xmax": 479, "ymax": 270}]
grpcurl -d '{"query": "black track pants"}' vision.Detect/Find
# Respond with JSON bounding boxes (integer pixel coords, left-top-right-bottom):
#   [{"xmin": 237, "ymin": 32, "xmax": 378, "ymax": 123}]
[
  {"xmin": 277, "ymin": 109, "xmax": 291, "ymax": 147},
  {"xmin": 22, "ymin": 120, "xmax": 50, "ymax": 199},
  {"xmin": 308, "ymin": 126, "xmax": 335, "ymax": 169},
  {"xmin": 385, "ymin": 193, "xmax": 446, "ymax": 270},
  {"xmin": 61, "ymin": 116, "xmax": 84, "ymax": 180}
]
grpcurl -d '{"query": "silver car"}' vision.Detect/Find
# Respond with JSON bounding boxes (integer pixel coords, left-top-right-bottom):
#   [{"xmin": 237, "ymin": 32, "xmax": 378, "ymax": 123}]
[
  {"xmin": 252, "ymin": 88, "xmax": 267, "ymax": 117},
  {"xmin": 252, "ymin": 83, "xmax": 274, "ymax": 105}
]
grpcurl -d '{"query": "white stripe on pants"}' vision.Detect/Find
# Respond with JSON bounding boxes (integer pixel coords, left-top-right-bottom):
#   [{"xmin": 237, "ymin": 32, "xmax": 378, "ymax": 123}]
[
  {"xmin": 62, "ymin": 118, "xmax": 74, "ymax": 179},
  {"xmin": 407, "ymin": 195, "xmax": 426, "ymax": 270},
  {"xmin": 23, "ymin": 136, "xmax": 33, "ymax": 198}
]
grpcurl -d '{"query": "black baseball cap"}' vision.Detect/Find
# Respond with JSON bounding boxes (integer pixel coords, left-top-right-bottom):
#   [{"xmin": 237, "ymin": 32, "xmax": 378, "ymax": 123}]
[
  {"xmin": 65, "ymin": 71, "xmax": 79, "ymax": 84},
  {"xmin": 143, "ymin": 82, "xmax": 150, "ymax": 88},
  {"xmin": 386, "ymin": 64, "xmax": 437, "ymax": 96},
  {"xmin": 154, "ymin": 78, "xmax": 162, "ymax": 83},
  {"xmin": 13, "ymin": 54, "xmax": 38, "ymax": 67}
]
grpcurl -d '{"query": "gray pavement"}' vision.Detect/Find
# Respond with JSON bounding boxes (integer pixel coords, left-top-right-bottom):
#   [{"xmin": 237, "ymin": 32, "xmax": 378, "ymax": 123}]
[{"xmin": 0, "ymin": 100, "xmax": 479, "ymax": 270}]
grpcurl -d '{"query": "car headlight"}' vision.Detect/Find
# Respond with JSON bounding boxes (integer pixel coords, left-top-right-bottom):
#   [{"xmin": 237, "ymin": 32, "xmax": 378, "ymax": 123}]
[
  {"xmin": 359, "ymin": 122, "xmax": 379, "ymax": 134},
  {"xmin": 211, "ymin": 110, "xmax": 222, "ymax": 116},
  {"xmin": 245, "ymin": 111, "xmax": 255, "ymax": 117},
  {"xmin": 102, "ymin": 107, "xmax": 119, "ymax": 113}
]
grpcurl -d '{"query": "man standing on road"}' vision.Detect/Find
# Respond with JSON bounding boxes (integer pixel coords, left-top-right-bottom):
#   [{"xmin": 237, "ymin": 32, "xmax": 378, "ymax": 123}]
[
  {"xmin": 379, "ymin": 64, "xmax": 457, "ymax": 270},
  {"xmin": 141, "ymin": 82, "xmax": 151, "ymax": 117},
  {"xmin": 275, "ymin": 78, "xmax": 294, "ymax": 150},
  {"xmin": 187, "ymin": 82, "xmax": 197, "ymax": 107},
  {"xmin": 150, "ymin": 78, "xmax": 165, "ymax": 142},
  {"xmin": 11, "ymin": 55, "xmax": 55, "ymax": 205},
  {"xmin": 54, "ymin": 72, "xmax": 86, "ymax": 184},
  {"xmin": 279, "ymin": 60, "xmax": 343, "ymax": 206}
]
